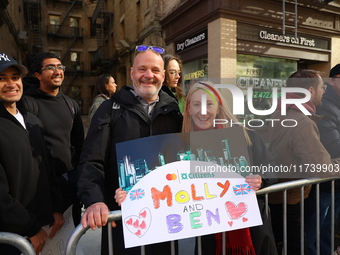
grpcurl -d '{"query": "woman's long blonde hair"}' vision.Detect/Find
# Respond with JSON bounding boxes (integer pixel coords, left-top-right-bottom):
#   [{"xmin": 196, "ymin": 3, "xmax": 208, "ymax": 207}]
[{"xmin": 182, "ymin": 81, "xmax": 252, "ymax": 146}]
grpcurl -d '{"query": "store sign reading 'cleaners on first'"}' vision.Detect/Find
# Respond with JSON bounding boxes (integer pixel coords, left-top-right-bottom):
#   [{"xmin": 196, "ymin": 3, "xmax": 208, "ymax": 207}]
[{"xmin": 259, "ymin": 30, "xmax": 315, "ymax": 47}]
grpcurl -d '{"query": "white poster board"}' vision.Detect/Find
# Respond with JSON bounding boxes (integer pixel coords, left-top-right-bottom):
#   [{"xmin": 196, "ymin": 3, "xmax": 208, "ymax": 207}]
[
  {"xmin": 41, "ymin": 206, "xmax": 83, "ymax": 255},
  {"xmin": 121, "ymin": 160, "xmax": 262, "ymax": 248}
]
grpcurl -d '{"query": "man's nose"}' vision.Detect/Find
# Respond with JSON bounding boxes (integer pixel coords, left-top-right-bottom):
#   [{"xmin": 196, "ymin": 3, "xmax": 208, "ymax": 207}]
[
  {"xmin": 144, "ymin": 69, "xmax": 153, "ymax": 78},
  {"xmin": 5, "ymin": 79, "xmax": 16, "ymax": 87}
]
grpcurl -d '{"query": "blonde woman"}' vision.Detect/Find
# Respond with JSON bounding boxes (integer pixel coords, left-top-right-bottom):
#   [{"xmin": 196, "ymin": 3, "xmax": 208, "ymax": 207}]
[{"xmin": 182, "ymin": 81, "xmax": 277, "ymax": 255}]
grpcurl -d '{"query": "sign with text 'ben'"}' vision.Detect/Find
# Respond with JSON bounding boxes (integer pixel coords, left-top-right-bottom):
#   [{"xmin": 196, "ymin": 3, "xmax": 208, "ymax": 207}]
[
  {"xmin": 117, "ymin": 128, "xmax": 262, "ymax": 248},
  {"xmin": 121, "ymin": 161, "xmax": 262, "ymax": 248}
]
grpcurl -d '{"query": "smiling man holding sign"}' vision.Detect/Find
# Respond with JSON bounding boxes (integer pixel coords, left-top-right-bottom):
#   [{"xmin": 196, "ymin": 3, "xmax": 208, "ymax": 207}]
[{"xmin": 78, "ymin": 45, "xmax": 183, "ymax": 255}]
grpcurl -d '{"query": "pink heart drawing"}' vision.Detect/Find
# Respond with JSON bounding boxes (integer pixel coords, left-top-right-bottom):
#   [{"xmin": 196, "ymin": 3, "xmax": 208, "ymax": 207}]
[
  {"xmin": 133, "ymin": 219, "xmax": 139, "ymax": 228},
  {"xmin": 124, "ymin": 208, "xmax": 151, "ymax": 238},
  {"xmin": 228, "ymin": 221, "xmax": 233, "ymax": 227},
  {"xmin": 242, "ymin": 217, "xmax": 248, "ymax": 222},
  {"xmin": 126, "ymin": 218, "xmax": 133, "ymax": 225},
  {"xmin": 140, "ymin": 210, "xmax": 147, "ymax": 218},
  {"xmin": 225, "ymin": 201, "xmax": 248, "ymax": 220}
]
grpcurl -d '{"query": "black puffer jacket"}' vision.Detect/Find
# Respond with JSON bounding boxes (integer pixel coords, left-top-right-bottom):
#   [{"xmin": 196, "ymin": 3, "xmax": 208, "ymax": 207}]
[
  {"xmin": 317, "ymin": 83, "xmax": 340, "ymax": 158},
  {"xmin": 78, "ymin": 86, "xmax": 183, "ymax": 210},
  {"xmin": 316, "ymin": 83, "xmax": 340, "ymax": 191}
]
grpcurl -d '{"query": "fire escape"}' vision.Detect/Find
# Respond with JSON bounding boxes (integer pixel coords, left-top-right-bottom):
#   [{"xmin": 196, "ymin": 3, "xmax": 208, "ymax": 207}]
[
  {"xmin": 91, "ymin": 0, "xmax": 114, "ymax": 74},
  {"xmin": 282, "ymin": 0, "xmax": 298, "ymax": 37},
  {"xmin": 1, "ymin": 0, "xmax": 28, "ymax": 51},
  {"xmin": 24, "ymin": 0, "xmax": 42, "ymax": 58},
  {"xmin": 281, "ymin": 0, "xmax": 335, "ymax": 37},
  {"xmin": 45, "ymin": 0, "xmax": 83, "ymax": 95}
]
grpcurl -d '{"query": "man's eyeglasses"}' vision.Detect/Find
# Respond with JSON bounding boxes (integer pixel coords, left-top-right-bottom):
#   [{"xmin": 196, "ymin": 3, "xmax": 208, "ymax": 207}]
[
  {"xmin": 169, "ymin": 70, "xmax": 181, "ymax": 76},
  {"xmin": 40, "ymin": 65, "xmax": 66, "ymax": 72},
  {"xmin": 135, "ymin": 45, "xmax": 165, "ymax": 54}
]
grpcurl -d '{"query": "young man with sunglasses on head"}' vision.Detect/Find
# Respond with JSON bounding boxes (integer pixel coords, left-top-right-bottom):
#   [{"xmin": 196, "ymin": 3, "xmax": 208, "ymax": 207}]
[
  {"xmin": 22, "ymin": 52, "xmax": 84, "ymax": 226},
  {"xmin": 0, "ymin": 53, "xmax": 64, "ymax": 254},
  {"xmin": 78, "ymin": 45, "xmax": 183, "ymax": 254}
]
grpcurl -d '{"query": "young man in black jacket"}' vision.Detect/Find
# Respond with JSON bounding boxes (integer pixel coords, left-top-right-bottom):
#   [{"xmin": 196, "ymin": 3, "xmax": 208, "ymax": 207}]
[
  {"xmin": 22, "ymin": 52, "xmax": 84, "ymax": 225},
  {"xmin": 78, "ymin": 45, "xmax": 183, "ymax": 254},
  {"xmin": 0, "ymin": 52, "xmax": 64, "ymax": 254}
]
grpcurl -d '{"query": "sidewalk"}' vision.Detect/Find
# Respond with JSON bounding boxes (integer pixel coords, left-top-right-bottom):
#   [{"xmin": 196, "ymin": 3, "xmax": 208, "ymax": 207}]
[
  {"xmin": 78, "ymin": 206, "xmax": 102, "ymax": 255},
  {"xmin": 78, "ymin": 227, "xmax": 102, "ymax": 255}
]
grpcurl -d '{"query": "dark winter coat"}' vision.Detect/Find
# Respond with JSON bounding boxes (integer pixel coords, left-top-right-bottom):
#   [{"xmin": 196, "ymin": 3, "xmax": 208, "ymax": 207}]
[
  {"xmin": 77, "ymin": 85, "xmax": 183, "ymax": 255},
  {"xmin": 0, "ymin": 102, "xmax": 63, "ymax": 238},
  {"xmin": 316, "ymin": 83, "xmax": 340, "ymax": 191},
  {"xmin": 78, "ymin": 85, "xmax": 183, "ymax": 209},
  {"xmin": 317, "ymin": 83, "xmax": 340, "ymax": 158}
]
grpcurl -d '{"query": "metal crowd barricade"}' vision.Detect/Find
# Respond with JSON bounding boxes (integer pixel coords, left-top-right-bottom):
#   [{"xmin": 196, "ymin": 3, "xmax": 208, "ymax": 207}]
[
  {"xmin": 65, "ymin": 177, "xmax": 340, "ymax": 255},
  {"xmin": 0, "ymin": 232, "xmax": 35, "ymax": 255}
]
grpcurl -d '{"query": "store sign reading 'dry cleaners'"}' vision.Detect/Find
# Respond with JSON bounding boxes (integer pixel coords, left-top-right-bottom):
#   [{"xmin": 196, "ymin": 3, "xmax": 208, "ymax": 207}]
[{"xmin": 176, "ymin": 30, "xmax": 208, "ymax": 52}]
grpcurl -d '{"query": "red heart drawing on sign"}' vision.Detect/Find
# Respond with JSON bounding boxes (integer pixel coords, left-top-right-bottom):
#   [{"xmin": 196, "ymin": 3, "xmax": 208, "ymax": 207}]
[
  {"xmin": 124, "ymin": 208, "xmax": 151, "ymax": 238},
  {"xmin": 242, "ymin": 217, "xmax": 248, "ymax": 222},
  {"xmin": 225, "ymin": 201, "xmax": 248, "ymax": 220},
  {"xmin": 228, "ymin": 221, "xmax": 233, "ymax": 227},
  {"xmin": 140, "ymin": 210, "xmax": 147, "ymax": 218},
  {"xmin": 126, "ymin": 218, "xmax": 133, "ymax": 225},
  {"xmin": 133, "ymin": 219, "xmax": 139, "ymax": 228},
  {"xmin": 140, "ymin": 220, "xmax": 146, "ymax": 229}
]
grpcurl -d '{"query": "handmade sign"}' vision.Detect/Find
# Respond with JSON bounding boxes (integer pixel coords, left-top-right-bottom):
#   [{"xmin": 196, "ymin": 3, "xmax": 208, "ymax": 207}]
[
  {"xmin": 41, "ymin": 205, "xmax": 84, "ymax": 255},
  {"xmin": 116, "ymin": 127, "xmax": 263, "ymax": 248}
]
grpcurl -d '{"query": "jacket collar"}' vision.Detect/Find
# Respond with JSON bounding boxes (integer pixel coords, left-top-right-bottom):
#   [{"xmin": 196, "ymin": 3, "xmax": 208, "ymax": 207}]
[
  {"xmin": 321, "ymin": 83, "xmax": 340, "ymax": 108},
  {"xmin": 277, "ymin": 92, "xmax": 316, "ymax": 114},
  {"xmin": 0, "ymin": 102, "xmax": 27, "ymax": 120}
]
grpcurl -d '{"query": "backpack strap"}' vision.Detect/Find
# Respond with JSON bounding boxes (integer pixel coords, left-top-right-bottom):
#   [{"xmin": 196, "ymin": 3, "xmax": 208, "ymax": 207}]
[
  {"xmin": 22, "ymin": 95, "xmax": 39, "ymax": 116},
  {"xmin": 111, "ymin": 99, "xmax": 123, "ymax": 130},
  {"xmin": 22, "ymin": 94, "xmax": 76, "ymax": 120},
  {"xmin": 62, "ymin": 95, "xmax": 76, "ymax": 120}
]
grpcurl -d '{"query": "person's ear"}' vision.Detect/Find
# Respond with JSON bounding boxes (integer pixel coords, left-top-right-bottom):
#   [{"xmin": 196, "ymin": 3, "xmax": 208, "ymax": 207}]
[
  {"xmin": 308, "ymin": 86, "xmax": 314, "ymax": 95},
  {"xmin": 34, "ymin": 72, "xmax": 42, "ymax": 81},
  {"xmin": 329, "ymin": 77, "xmax": 335, "ymax": 87},
  {"xmin": 130, "ymin": 67, "xmax": 133, "ymax": 80},
  {"xmin": 186, "ymin": 102, "xmax": 191, "ymax": 116}
]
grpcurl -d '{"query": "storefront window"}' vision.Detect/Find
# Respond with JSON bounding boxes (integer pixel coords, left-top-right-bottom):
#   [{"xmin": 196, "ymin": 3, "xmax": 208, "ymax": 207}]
[
  {"xmin": 237, "ymin": 54, "xmax": 297, "ymax": 124},
  {"xmin": 182, "ymin": 58, "xmax": 208, "ymax": 93}
]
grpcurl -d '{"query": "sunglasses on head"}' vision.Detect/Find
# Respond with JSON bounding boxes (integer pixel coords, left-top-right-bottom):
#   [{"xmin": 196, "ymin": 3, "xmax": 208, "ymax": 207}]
[{"xmin": 135, "ymin": 45, "xmax": 165, "ymax": 54}]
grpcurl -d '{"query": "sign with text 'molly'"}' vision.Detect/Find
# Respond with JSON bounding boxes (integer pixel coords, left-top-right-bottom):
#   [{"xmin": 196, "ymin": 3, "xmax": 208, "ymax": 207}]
[{"xmin": 121, "ymin": 161, "xmax": 262, "ymax": 248}]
